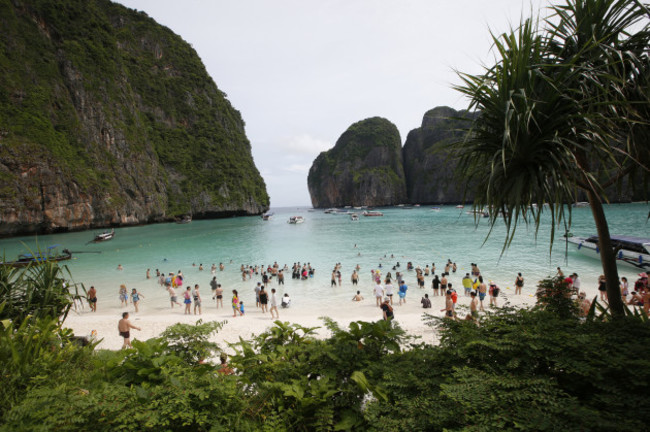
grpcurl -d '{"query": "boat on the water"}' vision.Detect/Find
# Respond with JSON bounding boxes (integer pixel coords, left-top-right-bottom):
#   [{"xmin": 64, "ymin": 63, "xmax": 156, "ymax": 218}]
[
  {"xmin": 456, "ymin": 205, "xmax": 464, "ymax": 209},
  {"xmin": 90, "ymin": 228, "xmax": 115, "ymax": 243},
  {"xmin": 0, "ymin": 245, "xmax": 72, "ymax": 268},
  {"xmin": 362, "ymin": 210, "xmax": 383, "ymax": 217},
  {"xmin": 466, "ymin": 209, "xmax": 489, "ymax": 218},
  {"xmin": 288, "ymin": 216, "xmax": 305, "ymax": 224},
  {"xmin": 262, "ymin": 212, "xmax": 274, "ymax": 221},
  {"xmin": 175, "ymin": 215, "xmax": 192, "ymax": 224},
  {"xmin": 431, "ymin": 207, "xmax": 441, "ymax": 211},
  {"xmin": 567, "ymin": 235, "xmax": 650, "ymax": 270},
  {"xmin": 350, "ymin": 213, "xmax": 359, "ymax": 221}
]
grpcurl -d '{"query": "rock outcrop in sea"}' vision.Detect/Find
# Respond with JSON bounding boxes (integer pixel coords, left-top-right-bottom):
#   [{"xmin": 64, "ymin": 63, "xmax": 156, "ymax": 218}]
[
  {"xmin": 307, "ymin": 117, "xmax": 407, "ymax": 207},
  {"xmin": 0, "ymin": 0, "xmax": 269, "ymax": 236},
  {"xmin": 308, "ymin": 107, "xmax": 472, "ymax": 207},
  {"xmin": 402, "ymin": 106, "xmax": 475, "ymax": 204}
]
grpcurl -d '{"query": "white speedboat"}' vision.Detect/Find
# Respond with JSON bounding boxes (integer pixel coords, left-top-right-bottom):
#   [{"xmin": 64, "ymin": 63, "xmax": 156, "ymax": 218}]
[
  {"xmin": 350, "ymin": 213, "xmax": 359, "ymax": 221},
  {"xmin": 261, "ymin": 212, "xmax": 274, "ymax": 220},
  {"xmin": 567, "ymin": 235, "xmax": 650, "ymax": 270},
  {"xmin": 288, "ymin": 216, "xmax": 304, "ymax": 224},
  {"xmin": 362, "ymin": 210, "xmax": 383, "ymax": 217}
]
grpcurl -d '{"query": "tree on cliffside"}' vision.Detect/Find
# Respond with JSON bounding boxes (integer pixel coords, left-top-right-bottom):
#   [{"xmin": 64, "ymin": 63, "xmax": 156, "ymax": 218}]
[{"xmin": 454, "ymin": 0, "xmax": 650, "ymax": 317}]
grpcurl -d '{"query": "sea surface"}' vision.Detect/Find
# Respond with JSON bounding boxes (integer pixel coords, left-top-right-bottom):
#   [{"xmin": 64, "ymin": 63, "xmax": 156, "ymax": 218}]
[{"xmin": 1, "ymin": 203, "xmax": 648, "ymax": 310}]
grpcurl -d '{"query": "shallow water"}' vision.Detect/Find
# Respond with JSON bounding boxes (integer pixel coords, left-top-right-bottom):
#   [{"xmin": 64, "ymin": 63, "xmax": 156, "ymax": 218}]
[{"xmin": 1, "ymin": 203, "xmax": 648, "ymax": 310}]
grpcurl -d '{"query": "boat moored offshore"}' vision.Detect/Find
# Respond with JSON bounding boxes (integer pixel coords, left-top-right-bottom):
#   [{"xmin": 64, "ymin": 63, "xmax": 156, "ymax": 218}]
[{"xmin": 567, "ymin": 235, "xmax": 650, "ymax": 270}]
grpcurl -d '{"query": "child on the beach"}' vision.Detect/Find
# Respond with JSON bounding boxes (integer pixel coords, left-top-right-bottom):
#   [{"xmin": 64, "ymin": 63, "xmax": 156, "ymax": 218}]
[
  {"xmin": 239, "ymin": 301, "xmax": 245, "ymax": 315},
  {"xmin": 119, "ymin": 284, "xmax": 128, "ymax": 307},
  {"xmin": 131, "ymin": 288, "xmax": 144, "ymax": 313}
]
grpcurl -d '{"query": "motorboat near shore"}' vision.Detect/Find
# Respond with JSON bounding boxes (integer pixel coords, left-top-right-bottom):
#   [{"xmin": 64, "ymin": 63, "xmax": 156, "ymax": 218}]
[
  {"xmin": 362, "ymin": 210, "xmax": 383, "ymax": 217},
  {"xmin": 90, "ymin": 228, "xmax": 115, "ymax": 243},
  {"xmin": 0, "ymin": 245, "xmax": 72, "ymax": 268},
  {"xmin": 288, "ymin": 216, "xmax": 304, "ymax": 224},
  {"xmin": 567, "ymin": 235, "xmax": 650, "ymax": 270},
  {"xmin": 262, "ymin": 211, "xmax": 274, "ymax": 220},
  {"xmin": 350, "ymin": 213, "xmax": 359, "ymax": 221}
]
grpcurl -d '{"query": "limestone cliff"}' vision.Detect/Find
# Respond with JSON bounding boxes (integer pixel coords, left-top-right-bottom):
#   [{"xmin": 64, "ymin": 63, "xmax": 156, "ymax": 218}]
[
  {"xmin": 308, "ymin": 117, "xmax": 406, "ymax": 208},
  {"xmin": 0, "ymin": 0, "xmax": 269, "ymax": 236},
  {"xmin": 402, "ymin": 107, "xmax": 475, "ymax": 204}
]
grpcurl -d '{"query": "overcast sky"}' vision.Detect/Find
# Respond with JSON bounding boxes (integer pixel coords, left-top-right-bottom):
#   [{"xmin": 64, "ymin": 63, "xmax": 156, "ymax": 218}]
[{"xmin": 116, "ymin": 0, "xmax": 550, "ymax": 207}]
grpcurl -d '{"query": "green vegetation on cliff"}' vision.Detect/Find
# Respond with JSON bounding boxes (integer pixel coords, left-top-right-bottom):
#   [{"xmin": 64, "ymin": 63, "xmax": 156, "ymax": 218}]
[
  {"xmin": 0, "ymin": 0, "xmax": 268, "ymax": 234},
  {"xmin": 308, "ymin": 117, "xmax": 406, "ymax": 207}
]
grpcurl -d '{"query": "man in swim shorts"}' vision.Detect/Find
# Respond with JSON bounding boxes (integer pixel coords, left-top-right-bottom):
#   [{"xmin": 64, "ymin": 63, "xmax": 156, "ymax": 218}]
[
  {"xmin": 87, "ymin": 285, "xmax": 97, "ymax": 312},
  {"xmin": 118, "ymin": 312, "xmax": 140, "ymax": 349}
]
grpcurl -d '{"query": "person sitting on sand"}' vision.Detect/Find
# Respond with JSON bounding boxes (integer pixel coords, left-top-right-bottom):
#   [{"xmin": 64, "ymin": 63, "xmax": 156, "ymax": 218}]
[
  {"xmin": 352, "ymin": 291, "xmax": 364, "ymax": 301},
  {"xmin": 281, "ymin": 293, "xmax": 291, "ymax": 308},
  {"xmin": 421, "ymin": 293, "xmax": 431, "ymax": 308}
]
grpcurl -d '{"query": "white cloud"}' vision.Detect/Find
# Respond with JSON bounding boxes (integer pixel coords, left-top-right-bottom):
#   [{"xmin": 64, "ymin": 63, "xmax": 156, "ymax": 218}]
[
  {"xmin": 282, "ymin": 164, "xmax": 311, "ymax": 174},
  {"xmin": 278, "ymin": 134, "xmax": 332, "ymax": 156}
]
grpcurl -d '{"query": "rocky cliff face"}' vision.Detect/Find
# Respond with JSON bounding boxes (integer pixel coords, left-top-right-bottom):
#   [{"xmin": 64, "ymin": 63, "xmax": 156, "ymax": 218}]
[
  {"xmin": 307, "ymin": 117, "xmax": 407, "ymax": 207},
  {"xmin": 402, "ymin": 106, "xmax": 475, "ymax": 204},
  {"xmin": 0, "ymin": 0, "xmax": 269, "ymax": 236}
]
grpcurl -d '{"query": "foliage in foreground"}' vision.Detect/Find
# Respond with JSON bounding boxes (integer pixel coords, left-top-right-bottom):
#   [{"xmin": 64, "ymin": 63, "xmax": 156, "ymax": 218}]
[{"xmin": 2, "ymin": 264, "xmax": 650, "ymax": 431}]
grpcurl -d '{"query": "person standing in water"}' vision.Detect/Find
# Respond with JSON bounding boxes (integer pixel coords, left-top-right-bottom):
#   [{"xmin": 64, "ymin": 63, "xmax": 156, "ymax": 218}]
[
  {"xmin": 514, "ymin": 273, "xmax": 524, "ymax": 295},
  {"xmin": 131, "ymin": 288, "xmax": 144, "ymax": 313},
  {"xmin": 215, "ymin": 284, "xmax": 224, "ymax": 308},
  {"xmin": 183, "ymin": 286, "xmax": 192, "ymax": 315}
]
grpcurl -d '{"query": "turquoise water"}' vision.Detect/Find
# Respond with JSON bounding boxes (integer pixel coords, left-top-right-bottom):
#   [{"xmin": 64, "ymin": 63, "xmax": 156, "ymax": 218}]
[{"xmin": 1, "ymin": 203, "xmax": 648, "ymax": 309}]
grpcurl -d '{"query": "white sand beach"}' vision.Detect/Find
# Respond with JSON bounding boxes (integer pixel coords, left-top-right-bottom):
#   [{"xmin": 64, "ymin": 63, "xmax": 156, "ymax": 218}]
[{"xmin": 64, "ymin": 270, "xmax": 610, "ymax": 351}]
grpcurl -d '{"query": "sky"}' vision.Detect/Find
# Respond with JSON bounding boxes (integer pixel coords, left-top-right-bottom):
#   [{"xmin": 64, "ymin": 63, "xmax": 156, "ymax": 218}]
[{"xmin": 116, "ymin": 0, "xmax": 550, "ymax": 207}]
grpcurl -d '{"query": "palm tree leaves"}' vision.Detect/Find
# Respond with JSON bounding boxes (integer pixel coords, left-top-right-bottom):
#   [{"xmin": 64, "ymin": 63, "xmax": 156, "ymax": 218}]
[{"xmin": 454, "ymin": 0, "xmax": 650, "ymax": 251}]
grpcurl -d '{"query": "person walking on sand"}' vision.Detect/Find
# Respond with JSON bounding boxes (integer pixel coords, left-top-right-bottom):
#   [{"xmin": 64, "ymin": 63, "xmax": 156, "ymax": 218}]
[
  {"xmin": 131, "ymin": 288, "xmax": 144, "ymax": 313},
  {"xmin": 210, "ymin": 277, "xmax": 218, "ymax": 299},
  {"xmin": 254, "ymin": 282, "xmax": 262, "ymax": 308},
  {"xmin": 374, "ymin": 281, "xmax": 384, "ymax": 307},
  {"xmin": 380, "ymin": 298, "xmax": 394, "ymax": 321},
  {"xmin": 478, "ymin": 276, "xmax": 487, "ymax": 311},
  {"xmin": 598, "ymin": 274, "xmax": 608, "ymax": 302},
  {"xmin": 270, "ymin": 288, "xmax": 279, "ymax": 319},
  {"xmin": 87, "ymin": 285, "xmax": 97, "ymax": 312},
  {"xmin": 465, "ymin": 291, "xmax": 479, "ymax": 322},
  {"xmin": 385, "ymin": 279, "xmax": 394, "ymax": 305},
  {"xmin": 351, "ymin": 270, "xmax": 358, "ymax": 285},
  {"xmin": 215, "ymin": 283, "xmax": 224, "ymax": 308},
  {"xmin": 515, "ymin": 273, "xmax": 524, "ymax": 295},
  {"xmin": 183, "ymin": 286, "xmax": 192, "ymax": 314},
  {"xmin": 193, "ymin": 284, "xmax": 202, "ymax": 315},
  {"xmin": 119, "ymin": 284, "xmax": 128, "ymax": 307},
  {"xmin": 441, "ymin": 290, "xmax": 455, "ymax": 320},
  {"xmin": 259, "ymin": 286, "xmax": 268, "ymax": 313},
  {"xmin": 118, "ymin": 312, "xmax": 140, "ymax": 349},
  {"xmin": 231, "ymin": 290, "xmax": 242, "ymax": 317},
  {"xmin": 168, "ymin": 285, "xmax": 181, "ymax": 308},
  {"xmin": 489, "ymin": 282, "xmax": 500, "ymax": 307},
  {"xmin": 398, "ymin": 281, "xmax": 408, "ymax": 305}
]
